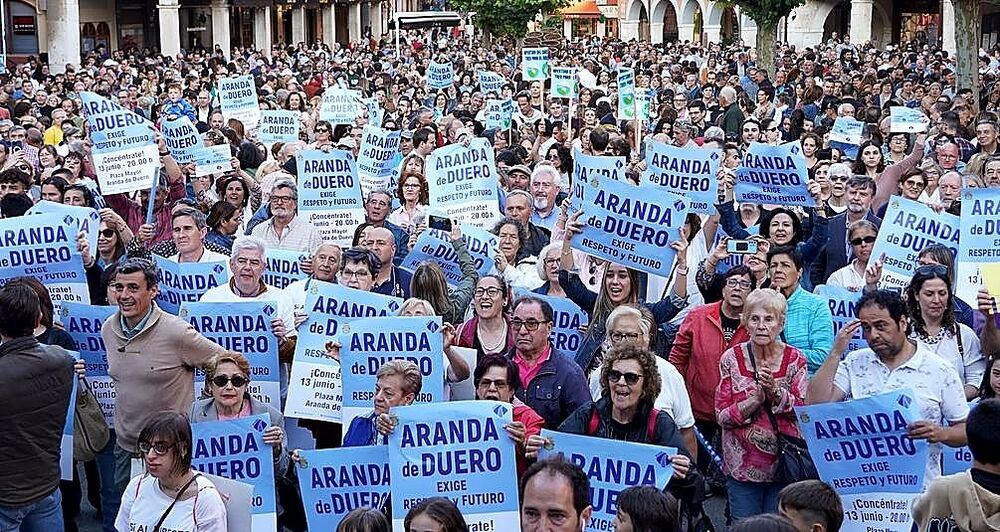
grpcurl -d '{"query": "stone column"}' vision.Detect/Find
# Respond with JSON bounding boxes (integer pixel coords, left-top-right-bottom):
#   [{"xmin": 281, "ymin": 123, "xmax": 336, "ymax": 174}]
[
  {"xmin": 371, "ymin": 2, "xmax": 384, "ymax": 38},
  {"xmin": 704, "ymin": 23, "xmax": 721, "ymax": 44},
  {"xmin": 47, "ymin": 0, "xmax": 81, "ymax": 73},
  {"xmin": 322, "ymin": 4, "xmax": 337, "ymax": 44},
  {"xmin": 849, "ymin": 0, "xmax": 873, "ymax": 44},
  {"xmin": 941, "ymin": 0, "xmax": 956, "ymax": 53},
  {"xmin": 291, "ymin": 7, "xmax": 306, "ymax": 44},
  {"xmin": 211, "ymin": 0, "xmax": 231, "ymax": 58},
  {"xmin": 255, "ymin": 6, "xmax": 273, "ymax": 54},
  {"xmin": 619, "ymin": 20, "xmax": 639, "ymax": 41},
  {"xmin": 678, "ymin": 22, "xmax": 695, "ymax": 43},
  {"xmin": 650, "ymin": 21, "xmax": 664, "ymax": 44},
  {"xmin": 563, "ymin": 18, "xmax": 572, "ymax": 39},
  {"xmin": 348, "ymin": 2, "xmax": 362, "ymax": 42}
]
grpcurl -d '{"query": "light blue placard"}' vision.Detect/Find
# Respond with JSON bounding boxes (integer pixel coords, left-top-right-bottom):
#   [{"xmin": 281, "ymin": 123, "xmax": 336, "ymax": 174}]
[
  {"xmin": 59, "ymin": 302, "xmax": 116, "ymax": 425},
  {"xmin": 0, "ymin": 213, "xmax": 89, "ymax": 304},
  {"xmin": 400, "ymin": 227, "xmax": 497, "ymax": 287},
  {"xmin": 296, "ymin": 148, "xmax": 366, "ymax": 246},
  {"xmin": 641, "ymin": 140, "xmax": 720, "ymax": 213},
  {"xmin": 217, "ymin": 75, "xmax": 261, "ymax": 130},
  {"xmin": 191, "ymin": 414, "xmax": 276, "ymax": 532},
  {"xmin": 617, "ymin": 68, "xmax": 635, "ymax": 120},
  {"xmin": 263, "ymin": 249, "xmax": 308, "ymax": 290},
  {"xmin": 357, "ymin": 125, "xmax": 401, "ymax": 198},
  {"xmin": 573, "ymin": 147, "xmax": 626, "ymax": 183},
  {"xmin": 957, "ymin": 188, "xmax": 1000, "ymax": 305},
  {"xmin": 320, "ymin": 86, "xmax": 361, "ymax": 124},
  {"xmin": 513, "ymin": 288, "xmax": 586, "ymax": 356},
  {"xmin": 942, "ymin": 445, "xmax": 972, "ymax": 475},
  {"xmin": 552, "ymin": 67, "xmax": 578, "ymax": 99},
  {"xmin": 300, "ymin": 280, "xmax": 403, "ymax": 339},
  {"xmin": 568, "ymin": 173, "xmax": 688, "ymax": 277},
  {"xmin": 890, "ymin": 106, "xmax": 929, "ymax": 133},
  {"xmin": 180, "ymin": 301, "xmax": 281, "ymax": 408},
  {"xmin": 363, "ymin": 98, "xmax": 383, "ymax": 128},
  {"xmin": 478, "ymin": 70, "xmax": 507, "ymax": 95},
  {"xmin": 538, "ymin": 429, "xmax": 676, "ymax": 532},
  {"xmin": 485, "ymin": 98, "xmax": 513, "ymax": 131},
  {"xmin": 340, "ymin": 317, "xmax": 446, "ymax": 430},
  {"xmin": 870, "ymin": 196, "xmax": 960, "ymax": 290},
  {"xmin": 830, "ymin": 117, "xmax": 865, "ymax": 159},
  {"xmin": 259, "ymin": 110, "xmax": 300, "ymax": 145},
  {"xmin": 27, "ymin": 200, "xmax": 101, "ymax": 255},
  {"xmin": 285, "ymin": 316, "xmax": 344, "ymax": 423},
  {"xmin": 193, "ymin": 144, "xmax": 232, "ymax": 177},
  {"xmin": 814, "ymin": 285, "xmax": 868, "ymax": 353},
  {"xmin": 389, "ymin": 401, "xmax": 520, "ymax": 532},
  {"xmin": 795, "ymin": 389, "xmax": 927, "ymax": 494},
  {"xmin": 298, "ymin": 447, "xmax": 391, "ymax": 530},
  {"xmin": 426, "ymin": 138, "xmax": 502, "ymax": 229},
  {"xmin": 80, "ymin": 91, "xmax": 160, "ymax": 194},
  {"xmin": 521, "ymin": 48, "xmax": 549, "ymax": 81},
  {"xmin": 735, "ymin": 142, "xmax": 815, "ymax": 207},
  {"xmin": 427, "ymin": 61, "xmax": 455, "ymax": 90},
  {"xmin": 161, "ymin": 115, "xmax": 202, "ymax": 163},
  {"xmin": 153, "ymin": 257, "xmax": 230, "ymax": 314},
  {"xmin": 62, "ymin": 374, "xmax": 79, "ymax": 481}
]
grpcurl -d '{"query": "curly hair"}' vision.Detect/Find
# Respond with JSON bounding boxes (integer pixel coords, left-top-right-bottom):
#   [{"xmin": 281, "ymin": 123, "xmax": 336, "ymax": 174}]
[
  {"xmin": 599, "ymin": 344, "xmax": 662, "ymax": 405},
  {"xmin": 492, "ymin": 217, "xmax": 528, "ymax": 262}
]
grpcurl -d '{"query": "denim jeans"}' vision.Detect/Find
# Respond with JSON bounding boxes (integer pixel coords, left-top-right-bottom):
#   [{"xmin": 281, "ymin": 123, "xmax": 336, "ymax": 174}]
[
  {"xmin": 113, "ymin": 443, "xmax": 140, "ymax": 501},
  {"xmin": 94, "ymin": 432, "xmax": 119, "ymax": 532},
  {"xmin": 0, "ymin": 490, "xmax": 64, "ymax": 532},
  {"xmin": 726, "ymin": 477, "xmax": 784, "ymax": 523}
]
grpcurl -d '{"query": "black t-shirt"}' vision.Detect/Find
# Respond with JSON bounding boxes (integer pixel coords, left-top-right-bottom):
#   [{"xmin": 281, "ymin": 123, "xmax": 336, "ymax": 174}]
[
  {"xmin": 972, "ymin": 468, "xmax": 1000, "ymax": 496},
  {"xmin": 720, "ymin": 311, "xmax": 740, "ymax": 344}
]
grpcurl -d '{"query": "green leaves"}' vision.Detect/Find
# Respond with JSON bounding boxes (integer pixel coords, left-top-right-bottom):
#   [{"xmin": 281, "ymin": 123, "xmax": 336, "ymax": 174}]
[
  {"xmin": 451, "ymin": 0, "xmax": 569, "ymax": 39},
  {"xmin": 730, "ymin": 0, "xmax": 805, "ymax": 28}
]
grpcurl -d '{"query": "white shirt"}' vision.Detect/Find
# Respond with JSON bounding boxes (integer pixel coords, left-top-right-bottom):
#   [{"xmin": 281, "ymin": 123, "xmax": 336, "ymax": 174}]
[
  {"xmin": 827, "ymin": 261, "xmax": 866, "ymax": 293},
  {"xmin": 833, "ymin": 344, "xmax": 970, "ymax": 486},
  {"xmin": 200, "ymin": 281, "xmax": 298, "ymax": 339},
  {"xmin": 588, "ymin": 356, "xmax": 696, "ymax": 429},
  {"xmin": 911, "ymin": 324, "xmax": 985, "ymax": 390},
  {"xmin": 167, "ymin": 248, "xmax": 229, "ymax": 264},
  {"xmin": 115, "ymin": 474, "xmax": 227, "ymax": 532}
]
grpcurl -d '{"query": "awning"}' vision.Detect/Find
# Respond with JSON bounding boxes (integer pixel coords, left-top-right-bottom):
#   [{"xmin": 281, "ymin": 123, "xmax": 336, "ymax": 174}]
[
  {"xmin": 387, "ymin": 11, "xmax": 465, "ymax": 30},
  {"xmin": 560, "ymin": 0, "xmax": 601, "ymax": 19}
]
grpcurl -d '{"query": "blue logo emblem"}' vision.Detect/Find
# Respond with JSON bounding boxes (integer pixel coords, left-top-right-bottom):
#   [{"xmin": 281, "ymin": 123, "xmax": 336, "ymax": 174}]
[
  {"xmin": 655, "ymin": 452, "xmax": 671, "ymax": 468},
  {"xmin": 213, "ymin": 264, "xmax": 225, "ymax": 274},
  {"xmin": 263, "ymin": 304, "xmax": 275, "ymax": 316},
  {"xmin": 897, "ymin": 394, "xmax": 912, "ymax": 408},
  {"xmin": 388, "ymin": 301, "xmax": 400, "ymax": 312},
  {"xmin": 426, "ymin": 321, "xmax": 440, "ymax": 333},
  {"xmin": 252, "ymin": 419, "xmax": 267, "ymax": 432},
  {"xmin": 493, "ymin": 404, "xmax": 509, "ymax": 417}
]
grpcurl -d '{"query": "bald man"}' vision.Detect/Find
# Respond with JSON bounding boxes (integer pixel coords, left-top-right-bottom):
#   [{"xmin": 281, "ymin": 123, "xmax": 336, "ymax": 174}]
[{"xmin": 364, "ymin": 227, "xmax": 411, "ymax": 298}]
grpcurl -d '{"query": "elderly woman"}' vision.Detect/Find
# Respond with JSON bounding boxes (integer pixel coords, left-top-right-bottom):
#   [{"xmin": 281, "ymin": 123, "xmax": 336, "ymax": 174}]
[
  {"xmin": 455, "ymin": 275, "xmax": 515, "ymax": 360},
  {"xmin": 532, "ymin": 243, "xmax": 566, "ymax": 297},
  {"xmin": 115, "ymin": 412, "xmax": 227, "ymax": 531},
  {"xmin": 715, "ymin": 288, "xmax": 809, "ymax": 521},
  {"xmin": 343, "ymin": 359, "xmax": 422, "ymax": 447},
  {"xmin": 492, "ymin": 217, "xmax": 542, "ymax": 290},
  {"xmin": 826, "ymin": 220, "xmax": 878, "ymax": 292},
  {"xmin": 398, "ymin": 297, "xmax": 470, "ymax": 385}
]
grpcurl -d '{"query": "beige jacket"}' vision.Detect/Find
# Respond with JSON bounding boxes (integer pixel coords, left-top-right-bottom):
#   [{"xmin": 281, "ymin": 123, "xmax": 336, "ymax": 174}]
[{"xmin": 912, "ymin": 470, "xmax": 1000, "ymax": 532}]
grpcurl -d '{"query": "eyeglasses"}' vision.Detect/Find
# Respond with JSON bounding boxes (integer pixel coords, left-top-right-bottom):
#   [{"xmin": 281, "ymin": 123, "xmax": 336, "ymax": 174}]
[
  {"xmin": 341, "ymin": 268, "xmax": 371, "ymax": 279},
  {"xmin": 138, "ymin": 441, "xmax": 175, "ymax": 456},
  {"xmin": 609, "ymin": 331, "xmax": 641, "ymax": 343},
  {"xmin": 903, "ymin": 179, "xmax": 926, "ymax": 188},
  {"xmin": 477, "ymin": 379, "xmax": 509, "ymax": 390},
  {"xmin": 367, "ymin": 199, "xmax": 389, "ymax": 208},
  {"xmin": 607, "ymin": 370, "xmax": 642, "ymax": 385},
  {"xmin": 315, "ymin": 128, "xmax": 330, "ymax": 133},
  {"xmin": 235, "ymin": 257, "xmax": 263, "ymax": 268},
  {"xmin": 829, "ymin": 175, "xmax": 849, "ymax": 182},
  {"xmin": 100, "ymin": 229, "xmax": 116, "ymax": 238},
  {"xmin": 270, "ymin": 195, "xmax": 295, "ymax": 204},
  {"xmin": 474, "ymin": 287, "xmax": 502, "ymax": 297},
  {"xmin": 212, "ymin": 374, "xmax": 249, "ymax": 388},
  {"xmin": 850, "ymin": 235, "xmax": 877, "ymax": 246},
  {"xmin": 402, "ymin": 183, "xmax": 421, "ymax": 189},
  {"xmin": 510, "ymin": 319, "xmax": 549, "ymax": 331},
  {"xmin": 725, "ymin": 278, "xmax": 753, "ymax": 290},
  {"xmin": 543, "ymin": 258, "xmax": 560, "ymax": 266}
]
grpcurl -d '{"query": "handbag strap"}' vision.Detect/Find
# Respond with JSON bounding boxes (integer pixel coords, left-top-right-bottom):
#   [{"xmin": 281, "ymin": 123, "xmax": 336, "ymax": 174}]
[
  {"xmin": 744, "ymin": 342, "xmax": 783, "ymax": 437},
  {"xmin": 153, "ymin": 473, "xmax": 201, "ymax": 532}
]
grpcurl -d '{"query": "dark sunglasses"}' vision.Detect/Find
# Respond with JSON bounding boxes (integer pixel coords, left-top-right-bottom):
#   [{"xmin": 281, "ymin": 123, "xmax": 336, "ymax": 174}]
[
  {"xmin": 915, "ymin": 264, "xmax": 949, "ymax": 277},
  {"xmin": 850, "ymin": 236, "xmax": 877, "ymax": 246},
  {"xmin": 211, "ymin": 374, "xmax": 249, "ymax": 387},
  {"xmin": 138, "ymin": 441, "xmax": 174, "ymax": 456},
  {"xmin": 99, "ymin": 229, "xmax": 116, "ymax": 238},
  {"xmin": 607, "ymin": 370, "xmax": 642, "ymax": 386}
]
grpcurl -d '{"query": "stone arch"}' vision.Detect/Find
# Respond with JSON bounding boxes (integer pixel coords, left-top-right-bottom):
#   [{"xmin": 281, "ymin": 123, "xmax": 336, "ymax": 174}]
[
  {"xmin": 651, "ymin": 0, "xmax": 679, "ymax": 43},
  {"xmin": 680, "ymin": 0, "xmax": 701, "ymax": 25},
  {"xmin": 627, "ymin": 0, "xmax": 646, "ymax": 22}
]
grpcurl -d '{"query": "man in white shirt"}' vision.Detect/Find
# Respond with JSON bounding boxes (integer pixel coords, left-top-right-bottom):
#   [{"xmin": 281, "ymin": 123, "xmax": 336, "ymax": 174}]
[
  {"xmin": 167, "ymin": 208, "xmax": 229, "ymax": 263},
  {"xmin": 250, "ymin": 179, "xmax": 324, "ymax": 253},
  {"xmin": 529, "ymin": 164, "xmax": 562, "ymax": 232}
]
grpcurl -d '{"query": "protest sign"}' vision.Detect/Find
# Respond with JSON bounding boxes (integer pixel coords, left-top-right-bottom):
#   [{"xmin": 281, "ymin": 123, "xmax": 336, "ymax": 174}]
[
  {"xmin": 890, "ymin": 106, "xmax": 929, "ymax": 133},
  {"xmin": 194, "ymin": 144, "xmax": 233, "ymax": 177},
  {"xmin": 478, "ymin": 70, "xmax": 507, "ymax": 95},
  {"xmin": 735, "ymin": 142, "xmax": 815, "ymax": 207},
  {"xmin": 389, "ymin": 401, "xmax": 520, "ymax": 532},
  {"xmin": 298, "ymin": 447, "xmax": 391, "ymax": 530},
  {"xmin": 573, "ymin": 147, "xmax": 626, "ymax": 184},
  {"xmin": 957, "ymin": 188, "xmax": 1000, "ymax": 304},
  {"xmin": 60, "ymin": 302, "xmax": 116, "ymax": 425},
  {"xmin": 426, "ymin": 138, "xmax": 501, "ymax": 228},
  {"xmin": 81, "ymin": 91, "xmax": 159, "ymax": 195},
  {"xmin": 485, "ymin": 98, "xmax": 514, "ymax": 131},
  {"xmin": 870, "ymin": 196, "xmax": 960, "ymax": 290},
  {"xmin": 320, "ymin": 86, "xmax": 362, "ymax": 124},
  {"xmin": 340, "ymin": 317, "xmax": 446, "ymax": 431},
  {"xmin": 263, "ymin": 249, "xmax": 308, "ymax": 290},
  {"xmin": 539, "ymin": 429, "xmax": 675, "ymax": 532},
  {"xmin": 357, "ymin": 126, "xmax": 401, "ymax": 198},
  {"xmin": 218, "ymin": 75, "xmax": 261, "ymax": 131},
  {"xmin": 641, "ymin": 139, "xmax": 720, "ymax": 213},
  {"xmin": 400, "ymin": 226, "xmax": 497, "ymax": 287},
  {"xmin": 815, "ymin": 285, "xmax": 868, "ymax": 353},
  {"xmin": 569, "ymin": 171, "xmax": 688, "ymax": 277},
  {"xmin": 296, "ymin": 148, "xmax": 366, "ymax": 247},
  {"xmin": 986, "ymin": 263, "xmax": 1000, "ymax": 299},
  {"xmin": 635, "ymin": 88, "xmax": 652, "ymax": 121},
  {"xmin": 204, "ymin": 474, "xmax": 254, "ymax": 532},
  {"xmin": 153, "ymin": 257, "xmax": 230, "ymax": 314},
  {"xmin": 796, "ymin": 389, "xmax": 926, "ymax": 532},
  {"xmin": 942, "ymin": 444, "xmax": 973, "ymax": 476},
  {"xmin": 258, "ymin": 110, "xmax": 301, "ymax": 145},
  {"xmin": 617, "ymin": 68, "xmax": 636, "ymax": 120},
  {"xmin": 161, "ymin": 115, "xmax": 201, "ymax": 163},
  {"xmin": 427, "ymin": 61, "xmax": 455, "ymax": 90},
  {"xmin": 521, "ymin": 48, "xmax": 549, "ymax": 81},
  {"xmin": 62, "ymin": 376, "xmax": 78, "ymax": 481},
  {"xmin": 191, "ymin": 415, "xmax": 276, "ymax": 532},
  {"xmin": 0, "ymin": 213, "xmax": 89, "ymax": 305},
  {"xmin": 514, "ymin": 289, "xmax": 586, "ymax": 356},
  {"xmin": 552, "ymin": 66, "xmax": 578, "ymax": 99},
  {"xmin": 830, "ymin": 117, "xmax": 865, "ymax": 159},
  {"xmin": 180, "ymin": 301, "xmax": 281, "ymax": 407},
  {"xmin": 27, "ymin": 200, "xmax": 101, "ymax": 256},
  {"xmin": 285, "ymin": 281, "xmax": 402, "ymax": 423}
]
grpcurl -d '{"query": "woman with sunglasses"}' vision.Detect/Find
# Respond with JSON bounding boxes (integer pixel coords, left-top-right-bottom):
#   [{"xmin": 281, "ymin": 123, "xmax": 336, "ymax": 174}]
[
  {"xmin": 312, "ymin": 120, "xmax": 334, "ymax": 149},
  {"xmin": 96, "ymin": 220, "xmax": 129, "ymax": 268},
  {"xmin": 116, "ymin": 412, "xmax": 227, "ymax": 532},
  {"xmin": 190, "ymin": 352, "xmax": 288, "ymax": 471},
  {"xmin": 827, "ymin": 220, "xmax": 878, "ymax": 292},
  {"xmin": 905, "ymin": 265, "xmax": 985, "ymax": 401}
]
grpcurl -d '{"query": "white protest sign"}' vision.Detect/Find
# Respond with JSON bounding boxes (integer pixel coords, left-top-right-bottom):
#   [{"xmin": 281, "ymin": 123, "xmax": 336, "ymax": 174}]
[
  {"xmin": 426, "ymin": 138, "xmax": 502, "ymax": 228},
  {"xmin": 356, "ymin": 125, "xmax": 401, "ymax": 199},
  {"xmin": 193, "ymin": 145, "xmax": 232, "ymax": 177},
  {"xmin": 80, "ymin": 92, "xmax": 159, "ymax": 195},
  {"xmin": 217, "ymin": 75, "xmax": 261, "ymax": 131},
  {"xmin": 320, "ymin": 86, "xmax": 362, "ymax": 124}
]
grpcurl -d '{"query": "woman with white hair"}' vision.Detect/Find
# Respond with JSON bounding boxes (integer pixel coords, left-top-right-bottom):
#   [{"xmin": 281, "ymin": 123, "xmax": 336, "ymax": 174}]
[{"xmin": 531, "ymin": 242, "xmax": 565, "ymax": 298}]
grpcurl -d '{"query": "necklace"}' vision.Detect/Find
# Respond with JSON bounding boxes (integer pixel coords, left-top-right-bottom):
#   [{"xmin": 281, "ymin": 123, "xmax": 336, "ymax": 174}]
[
  {"xmin": 478, "ymin": 321, "xmax": 507, "ymax": 353},
  {"xmin": 914, "ymin": 326, "xmax": 949, "ymax": 346}
]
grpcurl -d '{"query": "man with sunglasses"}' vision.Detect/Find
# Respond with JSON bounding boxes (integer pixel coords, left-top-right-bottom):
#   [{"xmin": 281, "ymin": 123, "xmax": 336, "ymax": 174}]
[{"xmin": 811, "ymin": 175, "xmax": 882, "ymax": 286}]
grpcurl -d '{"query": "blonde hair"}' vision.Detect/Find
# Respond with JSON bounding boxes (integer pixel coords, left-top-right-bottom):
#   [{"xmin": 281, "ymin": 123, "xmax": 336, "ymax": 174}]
[
  {"xmin": 399, "ymin": 298, "xmax": 435, "ymax": 316},
  {"xmin": 204, "ymin": 351, "xmax": 252, "ymax": 397},
  {"xmin": 376, "ymin": 359, "xmax": 423, "ymax": 397}
]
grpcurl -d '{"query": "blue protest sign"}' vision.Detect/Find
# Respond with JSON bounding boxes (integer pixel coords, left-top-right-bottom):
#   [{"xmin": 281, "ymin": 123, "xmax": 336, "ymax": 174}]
[
  {"xmin": 957, "ymin": 188, "xmax": 1000, "ymax": 305},
  {"xmin": 735, "ymin": 142, "xmax": 815, "ymax": 207},
  {"xmin": 62, "ymin": 374, "xmax": 79, "ymax": 481},
  {"xmin": 258, "ymin": 110, "xmax": 300, "ymax": 145},
  {"xmin": 263, "ymin": 249, "xmax": 308, "ymax": 290},
  {"xmin": 60, "ymin": 302, "xmax": 116, "ymax": 425},
  {"xmin": 363, "ymin": 98, "xmax": 383, "ymax": 128},
  {"xmin": 641, "ymin": 140, "xmax": 720, "ymax": 213},
  {"xmin": 80, "ymin": 91, "xmax": 159, "ymax": 195},
  {"xmin": 0, "ymin": 213, "xmax": 90, "ymax": 305},
  {"xmin": 573, "ymin": 147, "xmax": 626, "ymax": 184},
  {"xmin": 217, "ymin": 75, "xmax": 261, "ymax": 131},
  {"xmin": 552, "ymin": 67, "xmax": 578, "ymax": 99},
  {"xmin": 426, "ymin": 138, "xmax": 502, "ymax": 229},
  {"xmin": 830, "ymin": 117, "xmax": 865, "ymax": 159},
  {"xmin": 320, "ymin": 86, "xmax": 361, "ymax": 124},
  {"xmin": 569, "ymin": 172, "xmax": 688, "ymax": 277},
  {"xmin": 870, "ymin": 196, "xmax": 960, "ymax": 290},
  {"xmin": 400, "ymin": 227, "xmax": 497, "ymax": 288},
  {"xmin": 389, "ymin": 401, "xmax": 520, "ymax": 532},
  {"xmin": 180, "ymin": 301, "xmax": 281, "ymax": 407},
  {"xmin": 193, "ymin": 144, "xmax": 232, "ymax": 177},
  {"xmin": 298, "ymin": 447, "xmax": 390, "ymax": 530},
  {"xmin": 191, "ymin": 414, "xmax": 276, "ymax": 532},
  {"xmin": 296, "ymin": 148, "xmax": 366, "ymax": 246},
  {"xmin": 521, "ymin": 48, "xmax": 549, "ymax": 81},
  {"xmin": 427, "ymin": 61, "xmax": 455, "ymax": 90},
  {"xmin": 942, "ymin": 445, "xmax": 972, "ymax": 476},
  {"xmin": 617, "ymin": 68, "xmax": 636, "ymax": 120},
  {"xmin": 814, "ymin": 285, "xmax": 868, "ymax": 353},
  {"xmin": 539, "ymin": 429, "xmax": 675, "ymax": 532},
  {"xmin": 890, "ymin": 106, "xmax": 929, "ymax": 133},
  {"xmin": 153, "ymin": 257, "xmax": 230, "ymax": 314},
  {"xmin": 478, "ymin": 70, "xmax": 507, "ymax": 95},
  {"xmin": 340, "ymin": 316, "xmax": 445, "ymax": 431},
  {"xmin": 357, "ymin": 125, "xmax": 401, "ymax": 198},
  {"xmin": 161, "ymin": 115, "xmax": 202, "ymax": 163},
  {"xmin": 514, "ymin": 288, "xmax": 586, "ymax": 356},
  {"xmin": 485, "ymin": 99, "xmax": 513, "ymax": 131},
  {"xmin": 27, "ymin": 200, "xmax": 101, "ymax": 255}
]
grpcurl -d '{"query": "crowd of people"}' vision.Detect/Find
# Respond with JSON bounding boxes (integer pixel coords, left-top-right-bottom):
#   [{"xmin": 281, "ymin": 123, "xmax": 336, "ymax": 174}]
[{"xmin": 1, "ymin": 19, "xmax": 1000, "ymax": 532}]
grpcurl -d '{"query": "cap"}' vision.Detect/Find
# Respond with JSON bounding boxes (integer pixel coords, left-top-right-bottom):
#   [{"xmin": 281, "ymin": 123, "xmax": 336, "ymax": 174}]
[
  {"xmin": 401, "ymin": 130, "xmax": 414, "ymax": 140},
  {"xmin": 508, "ymin": 164, "xmax": 531, "ymax": 177}
]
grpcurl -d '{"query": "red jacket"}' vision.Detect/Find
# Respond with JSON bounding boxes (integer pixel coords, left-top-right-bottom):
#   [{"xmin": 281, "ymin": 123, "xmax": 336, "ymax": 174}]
[
  {"xmin": 513, "ymin": 401, "xmax": 545, "ymax": 477},
  {"xmin": 668, "ymin": 301, "xmax": 750, "ymax": 423}
]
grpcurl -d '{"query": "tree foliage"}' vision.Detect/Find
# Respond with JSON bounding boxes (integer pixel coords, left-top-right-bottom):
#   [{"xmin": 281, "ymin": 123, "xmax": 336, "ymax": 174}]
[
  {"xmin": 449, "ymin": 0, "xmax": 569, "ymax": 39},
  {"xmin": 728, "ymin": 0, "xmax": 807, "ymax": 75}
]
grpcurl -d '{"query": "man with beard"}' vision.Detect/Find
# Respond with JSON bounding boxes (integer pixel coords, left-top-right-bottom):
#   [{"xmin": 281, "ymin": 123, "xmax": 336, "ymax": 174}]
[
  {"xmin": 811, "ymin": 175, "xmax": 882, "ymax": 285},
  {"xmin": 249, "ymin": 179, "xmax": 323, "ymax": 253},
  {"xmin": 529, "ymin": 164, "xmax": 564, "ymax": 232}
]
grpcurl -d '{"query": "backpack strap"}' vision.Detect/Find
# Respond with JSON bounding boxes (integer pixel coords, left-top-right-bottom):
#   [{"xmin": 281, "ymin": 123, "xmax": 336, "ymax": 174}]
[
  {"xmin": 587, "ymin": 404, "xmax": 600, "ymax": 435},
  {"xmin": 647, "ymin": 407, "xmax": 660, "ymax": 441}
]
